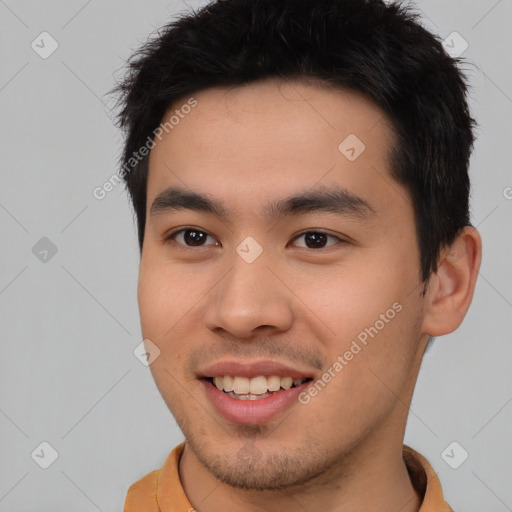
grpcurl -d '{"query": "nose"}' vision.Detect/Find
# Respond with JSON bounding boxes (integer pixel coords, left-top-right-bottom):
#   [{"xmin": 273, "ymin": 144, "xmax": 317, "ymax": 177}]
[{"xmin": 203, "ymin": 253, "xmax": 294, "ymax": 340}]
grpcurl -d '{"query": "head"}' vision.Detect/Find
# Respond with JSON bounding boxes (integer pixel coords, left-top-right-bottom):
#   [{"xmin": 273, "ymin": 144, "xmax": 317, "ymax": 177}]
[{"xmin": 112, "ymin": 0, "xmax": 481, "ymax": 491}]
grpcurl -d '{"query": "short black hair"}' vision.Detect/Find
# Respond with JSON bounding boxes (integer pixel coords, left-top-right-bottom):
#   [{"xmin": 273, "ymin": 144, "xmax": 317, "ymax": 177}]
[{"xmin": 112, "ymin": 0, "xmax": 477, "ymax": 284}]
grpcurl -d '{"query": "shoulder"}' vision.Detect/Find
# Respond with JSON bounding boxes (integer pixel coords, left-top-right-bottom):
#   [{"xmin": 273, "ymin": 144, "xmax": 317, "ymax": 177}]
[
  {"xmin": 123, "ymin": 443, "xmax": 187, "ymax": 511},
  {"xmin": 123, "ymin": 469, "xmax": 160, "ymax": 512}
]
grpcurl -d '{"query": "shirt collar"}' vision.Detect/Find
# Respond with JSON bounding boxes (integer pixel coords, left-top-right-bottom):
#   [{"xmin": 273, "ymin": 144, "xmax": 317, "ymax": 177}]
[{"xmin": 124, "ymin": 442, "xmax": 453, "ymax": 511}]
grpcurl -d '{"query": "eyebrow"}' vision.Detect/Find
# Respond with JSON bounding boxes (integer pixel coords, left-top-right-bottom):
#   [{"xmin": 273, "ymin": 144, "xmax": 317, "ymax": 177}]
[{"xmin": 149, "ymin": 185, "xmax": 376, "ymax": 222}]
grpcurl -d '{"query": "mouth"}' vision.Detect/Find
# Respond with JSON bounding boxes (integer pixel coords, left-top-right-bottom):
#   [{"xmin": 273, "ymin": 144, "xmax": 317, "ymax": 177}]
[
  {"xmin": 203, "ymin": 375, "xmax": 313, "ymax": 400},
  {"xmin": 199, "ymin": 373, "xmax": 314, "ymax": 425},
  {"xmin": 197, "ymin": 360, "xmax": 317, "ymax": 424}
]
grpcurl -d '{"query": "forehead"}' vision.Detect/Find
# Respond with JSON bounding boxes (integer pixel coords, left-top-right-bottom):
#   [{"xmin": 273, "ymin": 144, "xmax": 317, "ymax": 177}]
[{"xmin": 146, "ymin": 79, "xmax": 408, "ymax": 220}]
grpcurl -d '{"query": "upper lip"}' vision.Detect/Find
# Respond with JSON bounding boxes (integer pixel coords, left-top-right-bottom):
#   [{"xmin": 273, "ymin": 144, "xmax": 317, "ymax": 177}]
[{"xmin": 197, "ymin": 360, "xmax": 315, "ymax": 379}]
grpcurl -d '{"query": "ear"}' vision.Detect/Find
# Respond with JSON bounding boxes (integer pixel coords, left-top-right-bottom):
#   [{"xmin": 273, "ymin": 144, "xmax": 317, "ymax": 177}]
[{"xmin": 421, "ymin": 226, "xmax": 482, "ymax": 337}]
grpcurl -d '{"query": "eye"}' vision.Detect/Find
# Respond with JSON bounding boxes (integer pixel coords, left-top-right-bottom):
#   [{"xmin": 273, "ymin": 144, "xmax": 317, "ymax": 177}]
[
  {"xmin": 290, "ymin": 231, "xmax": 344, "ymax": 250},
  {"xmin": 166, "ymin": 228, "xmax": 219, "ymax": 248},
  {"xmin": 165, "ymin": 228, "xmax": 345, "ymax": 251}
]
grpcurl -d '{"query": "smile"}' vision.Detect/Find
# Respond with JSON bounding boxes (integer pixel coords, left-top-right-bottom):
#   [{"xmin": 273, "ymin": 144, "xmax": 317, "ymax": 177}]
[
  {"xmin": 210, "ymin": 375, "xmax": 309, "ymax": 398},
  {"xmin": 201, "ymin": 376, "xmax": 313, "ymax": 424}
]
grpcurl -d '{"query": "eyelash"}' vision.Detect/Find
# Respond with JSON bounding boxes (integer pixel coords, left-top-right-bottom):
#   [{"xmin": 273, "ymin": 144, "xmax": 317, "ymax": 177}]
[{"xmin": 165, "ymin": 227, "xmax": 346, "ymax": 251}]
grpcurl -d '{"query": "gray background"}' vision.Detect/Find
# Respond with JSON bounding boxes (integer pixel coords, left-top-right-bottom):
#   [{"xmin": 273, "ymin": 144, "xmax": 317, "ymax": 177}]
[{"xmin": 0, "ymin": 0, "xmax": 511, "ymax": 510}]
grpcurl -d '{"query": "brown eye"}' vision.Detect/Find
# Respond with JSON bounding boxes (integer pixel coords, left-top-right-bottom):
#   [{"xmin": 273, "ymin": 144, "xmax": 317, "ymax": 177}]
[
  {"xmin": 168, "ymin": 228, "xmax": 218, "ymax": 247},
  {"xmin": 291, "ymin": 231, "xmax": 342, "ymax": 249}
]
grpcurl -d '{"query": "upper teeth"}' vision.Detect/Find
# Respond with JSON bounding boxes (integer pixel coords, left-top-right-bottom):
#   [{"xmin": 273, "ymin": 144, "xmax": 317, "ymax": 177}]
[{"xmin": 213, "ymin": 376, "xmax": 306, "ymax": 395}]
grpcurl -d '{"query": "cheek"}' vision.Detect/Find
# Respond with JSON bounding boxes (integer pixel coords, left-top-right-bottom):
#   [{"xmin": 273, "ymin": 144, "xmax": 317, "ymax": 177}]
[
  {"xmin": 137, "ymin": 256, "xmax": 212, "ymax": 377},
  {"xmin": 137, "ymin": 257, "xmax": 185, "ymax": 339},
  {"xmin": 298, "ymin": 300, "xmax": 421, "ymax": 437},
  {"xmin": 138, "ymin": 261, "xmax": 198, "ymax": 397},
  {"xmin": 296, "ymin": 252, "xmax": 413, "ymax": 343},
  {"xmin": 293, "ymin": 250, "xmax": 422, "ymax": 401}
]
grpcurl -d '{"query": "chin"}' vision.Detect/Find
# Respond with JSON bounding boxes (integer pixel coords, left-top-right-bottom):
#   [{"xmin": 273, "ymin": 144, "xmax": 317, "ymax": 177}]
[{"xmin": 189, "ymin": 435, "xmax": 333, "ymax": 491}]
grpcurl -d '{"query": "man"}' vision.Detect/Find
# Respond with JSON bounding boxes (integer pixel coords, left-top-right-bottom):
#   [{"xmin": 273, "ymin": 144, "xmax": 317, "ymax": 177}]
[{"xmin": 113, "ymin": 0, "xmax": 482, "ymax": 510}]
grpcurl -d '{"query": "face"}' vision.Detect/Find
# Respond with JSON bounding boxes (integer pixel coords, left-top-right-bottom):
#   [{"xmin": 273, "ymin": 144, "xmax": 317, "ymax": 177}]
[{"xmin": 138, "ymin": 79, "xmax": 430, "ymax": 490}]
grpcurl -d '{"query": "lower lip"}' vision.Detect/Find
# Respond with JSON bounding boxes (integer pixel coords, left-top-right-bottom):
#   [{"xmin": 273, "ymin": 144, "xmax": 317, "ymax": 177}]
[{"xmin": 201, "ymin": 379, "xmax": 310, "ymax": 425}]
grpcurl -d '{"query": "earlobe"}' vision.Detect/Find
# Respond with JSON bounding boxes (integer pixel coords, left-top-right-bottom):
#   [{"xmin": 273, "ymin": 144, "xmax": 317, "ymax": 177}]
[{"xmin": 422, "ymin": 226, "xmax": 482, "ymax": 337}]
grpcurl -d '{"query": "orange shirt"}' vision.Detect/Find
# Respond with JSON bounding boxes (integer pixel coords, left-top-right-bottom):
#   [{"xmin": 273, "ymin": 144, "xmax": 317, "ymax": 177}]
[{"xmin": 124, "ymin": 443, "xmax": 453, "ymax": 511}]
